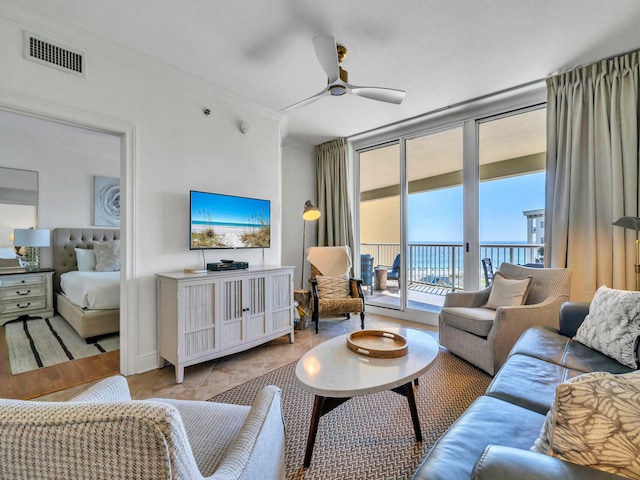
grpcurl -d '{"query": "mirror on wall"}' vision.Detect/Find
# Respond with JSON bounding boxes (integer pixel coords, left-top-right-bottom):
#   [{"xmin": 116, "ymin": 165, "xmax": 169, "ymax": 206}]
[{"xmin": 0, "ymin": 167, "xmax": 38, "ymax": 248}]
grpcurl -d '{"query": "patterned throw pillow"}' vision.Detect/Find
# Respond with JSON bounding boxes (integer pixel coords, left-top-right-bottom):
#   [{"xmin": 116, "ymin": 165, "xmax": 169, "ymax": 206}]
[
  {"xmin": 316, "ymin": 275, "xmax": 351, "ymax": 299},
  {"xmin": 532, "ymin": 370, "xmax": 640, "ymax": 479},
  {"xmin": 484, "ymin": 271, "xmax": 532, "ymax": 310},
  {"xmin": 574, "ymin": 286, "xmax": 640, "ymax": 369},
  {"xmin": 93, "ymin": 240, "xmax": 120, "ymax": 272}
]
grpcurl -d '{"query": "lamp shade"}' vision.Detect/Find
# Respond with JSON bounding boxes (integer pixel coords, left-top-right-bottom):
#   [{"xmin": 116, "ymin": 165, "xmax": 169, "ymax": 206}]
[
  {"xmin": 302, "ymin": 200, "xmax": 321, "ymax": 221},
  {"xmin": 613, "ymin": 216, "xmax": 640, "ymax": 231},
  {"xmin": 13, "ymin": 228, "xmax": 50, "ymax": 247}
]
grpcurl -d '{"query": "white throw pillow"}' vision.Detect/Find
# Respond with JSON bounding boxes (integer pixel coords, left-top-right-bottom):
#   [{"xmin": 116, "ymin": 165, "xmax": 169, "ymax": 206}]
[
  {"xmin": 574, "ymin": 286, "xmax": 640, "ymax": 369},
  {"xmin": 0, "ymin": 247, "xmax": 16, "ymax": 259},
  {"xmin": 75, "ymin": 248, "xmax": 96, "ymax": 271},
  {"xmin": 315, "ymin": 274, "xmax": 351, "ymax": 299},
  {"xmin": 484, "ymin": 271, "xmax": 532, "ymax": 310},
  {"xmin": 532, "ymin": 370, "xmax": 640, "ymax": 479},
  {"xmin": 93, "ymin": 239, "xmax": 120, "ymax": 272}
]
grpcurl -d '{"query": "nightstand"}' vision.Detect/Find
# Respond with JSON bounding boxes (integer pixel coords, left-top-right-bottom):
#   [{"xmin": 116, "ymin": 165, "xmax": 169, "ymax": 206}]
[{"xmin": 0, "ymin": 269, "xmax": 54, "ymax": 325}]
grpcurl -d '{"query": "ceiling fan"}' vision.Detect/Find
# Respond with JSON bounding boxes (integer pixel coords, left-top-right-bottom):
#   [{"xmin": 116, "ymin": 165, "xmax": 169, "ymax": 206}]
[{"xmin": 282, "ymin": 35, "xmax": 406, "ymax": 112}]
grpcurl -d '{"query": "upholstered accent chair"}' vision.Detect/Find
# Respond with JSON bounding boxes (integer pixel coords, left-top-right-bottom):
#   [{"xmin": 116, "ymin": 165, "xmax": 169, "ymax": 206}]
[
  {"xmin": 0, "ymin": 376, "xmax": 285, "ymax": 480},
  {"xmin": 386, "ymin": 253, "xmax": 401, "ymax": 285},
  {"xmin": 306, "ymin": 246, "xmax": 365, "ymax": 334},
  {"xmin": 439, "ymin": 263, "xmax": 572, "ymax": 375}
]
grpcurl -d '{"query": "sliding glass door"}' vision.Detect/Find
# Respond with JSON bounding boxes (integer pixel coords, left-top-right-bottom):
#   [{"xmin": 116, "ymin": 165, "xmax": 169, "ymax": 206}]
[
  {"xmin": 478, "ymin": 108, "xmax": 547, "ymax": 285},
  {"xmin": 406, "ymin": 127, "xmax": 464, "ymax": 311},
  {"xmin": 356, "ymin": 108, "xmax": 547, "ymax": 319},
  {"xmin": 359, "ymin": 142, "xmax": 403, "ymax": 310}
]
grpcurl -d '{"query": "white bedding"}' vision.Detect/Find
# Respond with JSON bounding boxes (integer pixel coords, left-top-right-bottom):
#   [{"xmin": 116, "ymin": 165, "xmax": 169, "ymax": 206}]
[{"xmin": 60, "ymin": 271, "xmax": 120, "ymax": 310}]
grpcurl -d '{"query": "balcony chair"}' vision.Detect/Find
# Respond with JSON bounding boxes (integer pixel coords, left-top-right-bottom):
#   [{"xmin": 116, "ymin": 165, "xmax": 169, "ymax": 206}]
[
  {"xmin": 306, "ymin": 246, "xmax": 365, "ymax": 334},
  {"xmin": 360, "ymin": 253, "xmax": 374, "ymax": 294},
  {"xmin": 439, "ymin": 263, "xmax": 572, "ymax": 375},
  {"xmin": 0, "ymin": 376, "xmax": 285, "ymax": 480},
  {"xmin": 482, "ymin": 257, "xmax": 494, "ymax": 286},
  {"xmin": 385, "ymin": 253, "xmax": 401, "ymax": 285}
]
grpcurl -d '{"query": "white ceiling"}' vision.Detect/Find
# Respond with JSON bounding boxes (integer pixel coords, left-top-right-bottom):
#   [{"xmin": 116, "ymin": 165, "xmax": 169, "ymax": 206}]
[{"xmin": 14, "ymin": 0, "xmax": 640, "ymax": 146}]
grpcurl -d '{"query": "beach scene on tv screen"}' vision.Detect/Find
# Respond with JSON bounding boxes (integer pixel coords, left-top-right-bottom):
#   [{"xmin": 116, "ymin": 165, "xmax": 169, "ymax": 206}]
[{"xmin": 191, "ymin": 192, "xmax": 270, "ymax": 249}]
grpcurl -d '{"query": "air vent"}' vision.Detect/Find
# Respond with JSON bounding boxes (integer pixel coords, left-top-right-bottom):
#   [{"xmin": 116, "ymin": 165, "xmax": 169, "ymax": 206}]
[{"xmin": 23, "ymin": 31, "xmax": 86, "ymax": 77}]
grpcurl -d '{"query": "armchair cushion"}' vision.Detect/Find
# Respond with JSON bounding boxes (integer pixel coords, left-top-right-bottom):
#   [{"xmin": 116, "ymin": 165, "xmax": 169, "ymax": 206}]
[
  {"xmin": 315, "ymin": 274, "xmax": 351, "ymax": 299},
  {"xmin": 532, "ymin": 370, "xmax": 640, "ymax": 479},
  {"xmin": 574, "ymin": 286, "xmax": 640, "ymax": 369},
  {"xmin": 485, "ymin": 272, "xmax": 532, "ymax": 310},
  {"xmin": 318, "ymin": 297, "xmax": 363, "ymax": 314},
  {"xmin": 441, "ymin": 307, "xmax": 496, "ymax": 337}
]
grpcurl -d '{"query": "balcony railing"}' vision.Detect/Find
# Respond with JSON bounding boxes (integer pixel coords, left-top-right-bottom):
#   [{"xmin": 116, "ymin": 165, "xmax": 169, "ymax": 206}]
[{"xmin": 361, "ymin": 242, "xmax": 544, "ymax": 291}]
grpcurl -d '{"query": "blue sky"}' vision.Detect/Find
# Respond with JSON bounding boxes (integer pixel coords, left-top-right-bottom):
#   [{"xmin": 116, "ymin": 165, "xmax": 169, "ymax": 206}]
[
  {"xmin": 408, "ymin": 172, "xmax": 545, "ymax": 243},
  {"xmin": 191, "ymin": 191, "xmax": 270, "ymax": 225}
]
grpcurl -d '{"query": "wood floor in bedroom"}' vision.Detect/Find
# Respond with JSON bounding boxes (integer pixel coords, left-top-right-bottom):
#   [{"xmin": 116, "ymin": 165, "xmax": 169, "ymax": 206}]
[{"xmin": 0, "ymin": 323, "xmax": 120, "ymax": 399}]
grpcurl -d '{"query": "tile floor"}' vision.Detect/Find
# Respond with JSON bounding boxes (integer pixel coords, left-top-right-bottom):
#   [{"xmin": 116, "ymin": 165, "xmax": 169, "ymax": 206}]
[{"xmin": 34, "ymin": 313, "xmax": 438, "ymax": 402}]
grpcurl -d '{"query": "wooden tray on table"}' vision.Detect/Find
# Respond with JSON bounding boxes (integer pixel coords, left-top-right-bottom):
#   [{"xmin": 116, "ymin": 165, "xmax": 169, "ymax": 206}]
[{"xmin": 346, "ymin": 330, "xmax": 408, "ymax": 358}]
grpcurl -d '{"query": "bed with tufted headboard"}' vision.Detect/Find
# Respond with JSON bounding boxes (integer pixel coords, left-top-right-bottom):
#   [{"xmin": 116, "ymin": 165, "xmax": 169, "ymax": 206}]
[{"xmin": 52, "ymin": 228, "xmax": 120, "ymax": 339}]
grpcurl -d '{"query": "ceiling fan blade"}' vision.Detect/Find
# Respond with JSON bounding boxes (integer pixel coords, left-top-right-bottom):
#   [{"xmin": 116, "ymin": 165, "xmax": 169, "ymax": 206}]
[
  {"xmin": 313, "ymin": 35, "xmax": 340, "ymax": 83},
  {"xmin": 282, "ymin": 88, "xmax": 329, "ymax": 112},
  {"xmin": 350, "ymin": 85, "xmax": 406, "ymax": 104}
]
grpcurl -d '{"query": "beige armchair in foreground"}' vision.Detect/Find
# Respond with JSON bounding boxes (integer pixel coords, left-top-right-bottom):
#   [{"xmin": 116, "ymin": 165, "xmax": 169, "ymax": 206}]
[
  {"xmin": 0, "ymin": 376, "xmax": 285, "ymax": 480},
  {"xmin": 439, "ymin": 263, "xmax": 572, "ymax": 375}
]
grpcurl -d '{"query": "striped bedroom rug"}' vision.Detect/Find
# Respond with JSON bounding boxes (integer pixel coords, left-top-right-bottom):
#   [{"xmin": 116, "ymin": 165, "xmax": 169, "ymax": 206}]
[
  {"xmin": 5, "ymin": 316, "xmax": 119, "ymax": 375},
  {"xmin": 209, "ymin": 349, "xmax": 491, "ymax": 480}
]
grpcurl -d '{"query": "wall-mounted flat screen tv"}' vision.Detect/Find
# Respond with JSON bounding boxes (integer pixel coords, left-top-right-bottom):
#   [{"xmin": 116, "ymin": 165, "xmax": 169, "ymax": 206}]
[{"xmin": 190, "ymin": 190, "xmax": 271, "ymax": 249}]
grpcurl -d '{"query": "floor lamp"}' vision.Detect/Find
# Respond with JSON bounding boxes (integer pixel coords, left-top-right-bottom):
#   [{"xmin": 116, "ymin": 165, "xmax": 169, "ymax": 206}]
[
  {"xmin": 612, "ymin": 216, "xmax": 640, "ymax": 290},
  {"xmin": 301, "ymin": 200, "xmax": 321, "ymax": 289}
]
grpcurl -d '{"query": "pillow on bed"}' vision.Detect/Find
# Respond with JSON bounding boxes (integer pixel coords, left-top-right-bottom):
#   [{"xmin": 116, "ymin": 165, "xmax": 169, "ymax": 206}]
[
  {"xmin": 75, "ymin": 248, "xmax": 96, "ymax": 271},
  {"xmin": 93, "ymin": 240, "xmax": 120, "ymax": 272}
]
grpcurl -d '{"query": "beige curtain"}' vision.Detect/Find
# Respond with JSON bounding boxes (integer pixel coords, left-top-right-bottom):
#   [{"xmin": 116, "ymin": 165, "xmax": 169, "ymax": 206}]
[
  {"xmin": 546, "ymin": 51, "xmax": 640, "ymax": 301},
  {"xmin": 315, "ymin": 138, "xmax": 355, "ymax": 260}
]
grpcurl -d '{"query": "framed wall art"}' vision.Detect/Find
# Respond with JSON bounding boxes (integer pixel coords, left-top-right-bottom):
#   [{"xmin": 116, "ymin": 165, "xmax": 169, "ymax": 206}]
[{"xmin": 94, "ymin": 175, "xmax": 120, "ymax": 226}]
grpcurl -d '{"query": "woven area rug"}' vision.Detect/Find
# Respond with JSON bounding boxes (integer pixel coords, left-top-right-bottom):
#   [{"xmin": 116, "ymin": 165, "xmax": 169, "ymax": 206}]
[
  {"xmin": 5, "ymin": 316, "xmax": 119, "ymax": 375},
  {"xmin": 210, "ymin": 348, "xmax": 491, "ymax": 480}
]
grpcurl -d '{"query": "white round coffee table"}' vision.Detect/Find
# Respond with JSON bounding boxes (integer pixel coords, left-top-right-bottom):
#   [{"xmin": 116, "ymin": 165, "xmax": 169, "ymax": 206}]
[{"xmin": 295, "ymin": 328, "xmax": 439, "ymax": 467}]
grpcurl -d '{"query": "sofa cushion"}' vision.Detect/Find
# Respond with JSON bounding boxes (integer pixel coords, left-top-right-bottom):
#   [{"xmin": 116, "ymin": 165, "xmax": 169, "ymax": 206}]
[
  {"xmin": 508, "ymin": 326, "xmax": 634, "ymax": 375},
  {"xmin": 532, "ymin": 370, "xmax": 640, "ymax": 479},
  {"xmin": 574, "ymin": 286, "xmax": 640, "ymax": 369},
  {"xmin": 486, "ymin": 353, "xmax": 584, "ymax": 415},
  {"xmin": 473, "ymin": 445, "xmax": 627, "ymax": 480},
  {"xmin": 411, "ymin": 395, "xmax": 546, "ymax": 480},
  {"xmin": 440, "ymin": 307, "xmax": 495, "ymax": 337},
  {"xmin": 485, "ymin": 271, "xmax": 532, "ymax": 309}
]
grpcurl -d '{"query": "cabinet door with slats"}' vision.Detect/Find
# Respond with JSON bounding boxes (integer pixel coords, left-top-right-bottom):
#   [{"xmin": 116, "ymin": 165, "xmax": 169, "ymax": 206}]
[
  {"xmin": 219, "ymin": 277, "xmax": 244, "ymax": 349},
  {"xmin": 181, "ymin": 282, "xmax": 217, "ymax": 359}
]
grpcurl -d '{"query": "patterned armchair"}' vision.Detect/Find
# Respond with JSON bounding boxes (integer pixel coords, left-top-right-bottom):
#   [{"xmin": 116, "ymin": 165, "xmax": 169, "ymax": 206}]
[
  {"xmin": 306, "ymin": 246, "xmax": 365, "ymax": 334},
  {"xmin": 0, "ymin": 376, "xmax": 285, "ymax": 479}
]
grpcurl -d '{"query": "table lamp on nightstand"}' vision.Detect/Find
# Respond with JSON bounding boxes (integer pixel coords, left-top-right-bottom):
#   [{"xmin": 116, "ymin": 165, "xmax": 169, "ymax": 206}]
[{"xmin": 13, "ymin": 228, "xmax": 50, "ymax": 272}]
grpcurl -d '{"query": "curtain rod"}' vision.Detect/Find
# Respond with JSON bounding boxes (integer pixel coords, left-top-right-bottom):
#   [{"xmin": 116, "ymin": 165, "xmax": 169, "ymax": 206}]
[
  {"xmin": 349, "ymin": 78, "xmax": 546, "ymax": 139},
  {"xmin": 350, "ymin": 46, "xmax": 640, "ymax": 140}
]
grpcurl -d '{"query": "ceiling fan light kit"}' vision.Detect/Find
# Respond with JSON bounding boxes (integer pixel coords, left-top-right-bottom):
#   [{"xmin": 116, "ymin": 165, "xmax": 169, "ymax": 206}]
[{"xmin": 283, "ymin": 34, "xmax": 406, "ymax": 112}]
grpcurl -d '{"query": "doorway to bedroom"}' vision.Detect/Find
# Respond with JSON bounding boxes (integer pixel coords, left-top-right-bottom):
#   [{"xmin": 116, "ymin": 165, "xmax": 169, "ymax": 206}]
[{"xmin": 0, "ymin": 109, "xmax": 123, "ymax": 399}]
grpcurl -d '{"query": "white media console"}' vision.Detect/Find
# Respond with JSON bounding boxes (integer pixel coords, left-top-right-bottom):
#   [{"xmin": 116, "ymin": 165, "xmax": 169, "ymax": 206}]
[{"xmin": 156, "ymin": 265, "xmax": 295, "ymax": 383}]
